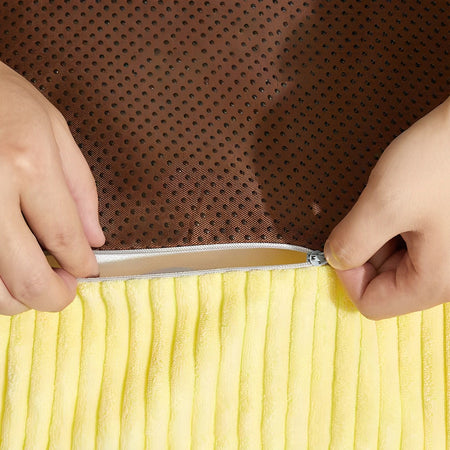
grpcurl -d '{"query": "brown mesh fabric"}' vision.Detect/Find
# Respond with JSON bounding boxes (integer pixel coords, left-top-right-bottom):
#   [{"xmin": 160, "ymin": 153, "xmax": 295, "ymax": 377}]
[{"xmin": 0, "ymin": 1, "xmax": 448, "ymax": 250}]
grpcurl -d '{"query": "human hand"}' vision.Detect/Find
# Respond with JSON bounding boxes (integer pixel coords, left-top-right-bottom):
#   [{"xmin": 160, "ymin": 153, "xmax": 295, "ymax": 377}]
[
  {"xmin": 324, "ymin": 97, "xmax": 450, "ymax": 320},
  {"xmin": 0, "ymin": 61, "xmax": 105, "ymax": 315}
]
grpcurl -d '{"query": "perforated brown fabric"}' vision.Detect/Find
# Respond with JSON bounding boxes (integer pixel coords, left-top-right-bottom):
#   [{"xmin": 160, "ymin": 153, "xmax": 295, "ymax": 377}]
[{"xmin": 0, "ymin": 1, "xmax": 448, "ymax": 250}]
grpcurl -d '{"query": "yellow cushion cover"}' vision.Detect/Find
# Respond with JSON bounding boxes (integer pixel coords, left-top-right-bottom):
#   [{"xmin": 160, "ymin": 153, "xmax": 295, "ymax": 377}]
[{"xmin": 0, "ymin": 266, "xmax": 447, "ymax": 449}]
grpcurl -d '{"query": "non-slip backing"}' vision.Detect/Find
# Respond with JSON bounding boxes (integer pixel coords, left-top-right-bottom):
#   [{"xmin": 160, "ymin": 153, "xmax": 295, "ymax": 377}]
[{"xmin": 0, "ymin": 1, "xmax": 448, "ymax": 249}]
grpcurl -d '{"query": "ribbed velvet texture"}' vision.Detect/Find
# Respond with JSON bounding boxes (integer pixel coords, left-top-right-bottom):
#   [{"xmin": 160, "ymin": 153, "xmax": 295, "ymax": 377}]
[{"xmin": 0, "ymin": 266, "xmax": 447, "ymax": 449}]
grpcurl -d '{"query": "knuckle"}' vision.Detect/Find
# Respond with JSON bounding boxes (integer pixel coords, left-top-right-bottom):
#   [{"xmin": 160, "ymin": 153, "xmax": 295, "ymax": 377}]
[
  {"xmin": 355, "ymin": 298, "xmax": 386, "ymax": 321},
  {"xmin": 0, "ymin": 303, "xmax": 29, "ymax": 316},
  {"xmin": 2, "ymin": 142, "xmax": 50, "ymax": 181},
  {"xmin": 0, "ymin": 293, "xmax": 28, "ymax": 316},
  {"xmin": 46, "ymin": 240, "xmax": 97, "ymax": 278},
  {"xmin": 15, "ymin": 269, "xmax": 50, "ymax": 303},
  {"xmin": 44, "ymin": 293, "xmax": 74, "ymax": 313},
  {"xmin": 16, "ymin": 270, "xmax": 74, "ymax": 313},
  {"xmin": 73, "ymin": 255, "xmax": 98, "ymax": 278},
  {"xmin": 352, "ymin": 296, "xmax": 386, "ymax": 321},
  {"xmin": 46, "ymin": 227, "xmax": 76, "ymax": 253},
  {"xmin": 358, "ymin": 306, "xmax": 384, "ymax": 321},
  {"xmin": 0, "ymin": 307, "xmax": 21, "ymax": 317}
]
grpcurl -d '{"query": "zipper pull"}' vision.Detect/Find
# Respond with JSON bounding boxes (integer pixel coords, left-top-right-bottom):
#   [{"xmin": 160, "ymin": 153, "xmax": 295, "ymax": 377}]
[{"xmin": 306, "ymin": 250, "xmax": 327, "ymax": 266}]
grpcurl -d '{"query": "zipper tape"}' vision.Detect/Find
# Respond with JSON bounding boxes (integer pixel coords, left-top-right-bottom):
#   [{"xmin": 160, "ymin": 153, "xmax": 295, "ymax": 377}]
[{"xmin": 71, "ymin": 243, "xmax": 327, "ymax": 282}]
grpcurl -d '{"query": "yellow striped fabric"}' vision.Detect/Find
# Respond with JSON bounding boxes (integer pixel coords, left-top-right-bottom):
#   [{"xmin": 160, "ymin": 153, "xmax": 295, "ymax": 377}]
[{"xmin": 0, "ymin": 266, "xmax": 448, "ymax": 449}]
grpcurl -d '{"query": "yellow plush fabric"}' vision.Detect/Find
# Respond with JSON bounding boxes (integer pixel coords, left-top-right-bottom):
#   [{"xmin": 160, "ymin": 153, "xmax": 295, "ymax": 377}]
[{"xmin": 0, "ymin": 266, "xmax": 448, "ymax": 449}]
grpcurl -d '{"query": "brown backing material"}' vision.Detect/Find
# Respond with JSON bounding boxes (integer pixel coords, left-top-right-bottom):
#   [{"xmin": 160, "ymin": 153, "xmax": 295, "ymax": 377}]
[{"xmin": 0, "ymin": 1, "xmax": 448, "ymax": 250}]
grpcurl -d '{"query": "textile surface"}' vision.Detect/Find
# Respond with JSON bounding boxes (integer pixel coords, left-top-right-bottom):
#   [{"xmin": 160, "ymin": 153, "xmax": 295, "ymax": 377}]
[{"xmin": 0, "ymin": 266, "xmax": 448, "ymax": 449}]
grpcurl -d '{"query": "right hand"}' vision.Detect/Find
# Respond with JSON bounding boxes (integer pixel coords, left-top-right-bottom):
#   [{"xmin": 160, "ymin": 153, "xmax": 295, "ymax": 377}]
[
  {"xmin": 0, "ymin": 61, "xmax": 105, "ymax": 315},
  {"xmin": 324, "ymin": 97, "xmax": 450, "ymax": 320}
]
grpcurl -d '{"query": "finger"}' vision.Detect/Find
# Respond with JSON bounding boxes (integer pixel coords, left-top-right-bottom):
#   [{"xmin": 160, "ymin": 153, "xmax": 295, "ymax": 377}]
[
  {"xmin": 0, "ymin": 277, "xmax": 29, "ymax": 316},
  {"xmin": 336, "ymin": 250, "xmax": 436, "ymax": 320},
  {"xmin": 335, "ymin": 264, "xmax": 377, "ymax": 306},
  {"xmin": 19, "ymin": 152, "xmax": 99, "ymax": 278},
  {"xmin": 51, "ymin": 113, "xmax": 105, "ymax": 247},
  {"xmin": 376, "ymin": 248, "xmax": 407, "ymax": 273},
  {"xmin": 368, "ymin": 236, "xmax": 405, "ymax": 270},
  {"xmin": 324, "ymin": 172, "xmax": 413, "ymax": 270},
  {"xmin": 0, "ymin": 208, "xmax": 78, "ymax": 312},
  {"xmin": 336, "ymin": 248, "xmax": 406, "ymax": 305}
]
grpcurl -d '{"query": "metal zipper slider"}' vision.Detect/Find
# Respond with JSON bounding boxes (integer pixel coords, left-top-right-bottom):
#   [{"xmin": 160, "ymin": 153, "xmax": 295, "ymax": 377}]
[{"xmin": 306, "ymin": 250, "xmax": 327, "ymax": 266}]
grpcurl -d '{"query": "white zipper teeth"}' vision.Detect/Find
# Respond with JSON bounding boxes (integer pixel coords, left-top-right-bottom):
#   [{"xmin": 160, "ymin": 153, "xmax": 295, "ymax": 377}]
[
  {"xmin": 80, "ymin": 243, "xmax": 327, "ymax": 283},
  {"xmin": 93, "ymin": 242, "xmax": 317, "ymax": 259}
]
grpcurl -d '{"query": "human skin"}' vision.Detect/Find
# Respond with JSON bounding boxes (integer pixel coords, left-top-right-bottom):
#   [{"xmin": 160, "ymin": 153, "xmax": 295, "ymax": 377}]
[
  {"xmin": 325, "ymin": 96, "xmax": 450, "ymax": 320},
  {"xmin": 0, "ymin": 61, "xmax": 105, "ymax": 315}
]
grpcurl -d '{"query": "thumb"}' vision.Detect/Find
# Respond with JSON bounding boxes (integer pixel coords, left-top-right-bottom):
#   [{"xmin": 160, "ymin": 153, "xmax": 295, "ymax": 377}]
[{"xmin": 324, "ymin": 174, "xmax": 409, "ymax": 270}]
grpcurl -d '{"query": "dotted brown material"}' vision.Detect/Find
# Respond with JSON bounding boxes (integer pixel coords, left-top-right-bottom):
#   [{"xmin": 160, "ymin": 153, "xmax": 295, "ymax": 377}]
[{"xmin": 0, "ymin": 1, "xmax": 448, "ymax": 250}]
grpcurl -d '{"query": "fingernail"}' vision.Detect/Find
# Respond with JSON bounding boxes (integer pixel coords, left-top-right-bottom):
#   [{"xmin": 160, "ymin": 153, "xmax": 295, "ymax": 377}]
[
  {"xmin": 98, "ymin": 221, "xmax": 105, "ymax": 235},
  {"xmin": 96, "ymin": 222, "xmax": 106, "ymax": 244},
  {"xmin": 324, "ymin": 240, "xmax": 342, "ymax": 269}
]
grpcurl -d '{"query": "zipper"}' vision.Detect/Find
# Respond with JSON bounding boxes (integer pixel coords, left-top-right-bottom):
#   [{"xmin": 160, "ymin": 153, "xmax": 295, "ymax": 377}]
[
  {"xmin": 78, "ymin": 243, "xmax": 327, "ymax": 282},
  {"xmin": 306, "ymin": 250, "xmax": 327, "ymax": 266}
]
